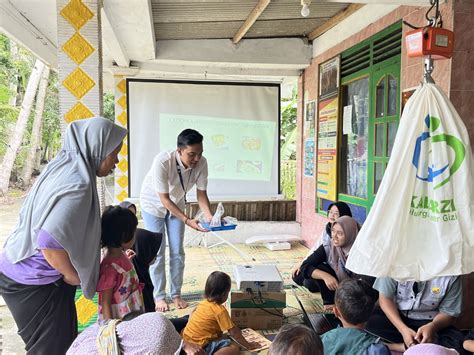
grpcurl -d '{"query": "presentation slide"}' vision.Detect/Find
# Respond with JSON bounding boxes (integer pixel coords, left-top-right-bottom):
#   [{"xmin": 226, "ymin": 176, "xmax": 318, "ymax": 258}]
[
  {"xmin": 127, "ymin": 80, "xmax": 280, "ymax": 199},
  {"xmin": 160, "ymin": 114, "xmax": 276, "ymax": 181}
]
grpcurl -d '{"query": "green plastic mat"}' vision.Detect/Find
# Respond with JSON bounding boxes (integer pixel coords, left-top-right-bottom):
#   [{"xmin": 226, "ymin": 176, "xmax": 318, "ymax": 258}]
[{"xmin": 74, "ymin": 288, "xmax": 98, "ymax": 333}]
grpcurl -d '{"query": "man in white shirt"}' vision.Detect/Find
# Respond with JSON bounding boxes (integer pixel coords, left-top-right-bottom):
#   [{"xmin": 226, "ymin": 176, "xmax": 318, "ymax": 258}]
[{"xmin": 140, "ymin": 129, "xmax": 213, "ymax": 311}]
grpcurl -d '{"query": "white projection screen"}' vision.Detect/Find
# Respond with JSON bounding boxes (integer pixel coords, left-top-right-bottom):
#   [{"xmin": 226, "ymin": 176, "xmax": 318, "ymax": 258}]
[{"xmin": 127, "ymin": 80, "xmax": 281, "ymax": 200}]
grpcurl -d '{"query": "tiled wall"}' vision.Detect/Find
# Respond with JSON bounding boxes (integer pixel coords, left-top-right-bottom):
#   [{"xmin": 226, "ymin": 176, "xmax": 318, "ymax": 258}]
[
  {"xmin": 449, "ymin": 0, "xmax": 474, "ymax": 330},
  {"xmin": 450, "ymin": 0, "xmax": 474, "ymax": 147},
  {"xmin": 297, "ymin": 1, "xmax": 473, "ymax": 328}
]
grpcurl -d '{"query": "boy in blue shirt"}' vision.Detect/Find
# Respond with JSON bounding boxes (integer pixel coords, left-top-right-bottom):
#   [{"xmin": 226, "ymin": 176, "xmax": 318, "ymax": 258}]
[{"xmin": 322, "ymin": 279, "xmax": 390, "ymax": 355}]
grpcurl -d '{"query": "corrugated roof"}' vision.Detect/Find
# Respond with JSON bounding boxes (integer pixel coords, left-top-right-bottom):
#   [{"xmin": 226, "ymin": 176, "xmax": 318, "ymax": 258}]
[{"xmin": 152, "ymin": 0, "xmax": 350, "ymax": 40}]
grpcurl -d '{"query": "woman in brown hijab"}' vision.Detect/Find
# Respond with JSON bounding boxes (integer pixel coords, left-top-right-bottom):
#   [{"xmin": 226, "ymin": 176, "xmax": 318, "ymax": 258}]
[{"xmin": 300, "ymin": 216, "xmax": 374, "ymax": 307}]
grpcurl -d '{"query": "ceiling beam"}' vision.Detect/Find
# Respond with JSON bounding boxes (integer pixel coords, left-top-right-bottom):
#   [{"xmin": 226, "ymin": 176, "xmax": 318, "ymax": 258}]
[
  {"xmin": 308, "ymin": 3, "xmax": 364, "ymax": 41},
  {"xmin": 154, "ymin": 38, "xmax": 311, "ymax": 68},
  {"xmin": 131, "ymin": 60, "xmax": 303, "ymax": 79},
  {"xmin": 232, "ymin": 0, "xmax": 271, "ymax": 44},
  {"xmin": 101, "ymin": 7, "xmax": 130, "ymax": 67},
  {"xmin": 0, "ymin": 1, "xmax": 57, "ymax": 67},
  {"xmin": 313, "ymin": 4, "xmax": 399, "ymax": 57},
  {"xmin": 102, "ymin": 0, "xmax": 156, "ymax": 61}
]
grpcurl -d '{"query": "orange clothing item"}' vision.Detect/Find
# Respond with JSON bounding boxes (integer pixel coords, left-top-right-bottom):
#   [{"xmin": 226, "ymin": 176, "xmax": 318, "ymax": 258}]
[{"xmin": 182, "ymin": 300, "xmax": 235, "ymax": 347}]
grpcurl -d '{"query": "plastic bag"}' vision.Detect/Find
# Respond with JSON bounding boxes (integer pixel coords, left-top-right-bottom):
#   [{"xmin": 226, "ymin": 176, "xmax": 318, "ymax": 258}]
[
  {"xmin": 346, "ymin": 83, "xmax": 474, "ymax": 281},
  {"xmin": 194, "ymin": 204, "xmax": 237, "ymax": 226},
  {"xmin": 210, "ymin": 202, "xmax": 225, "ymax": 227}
]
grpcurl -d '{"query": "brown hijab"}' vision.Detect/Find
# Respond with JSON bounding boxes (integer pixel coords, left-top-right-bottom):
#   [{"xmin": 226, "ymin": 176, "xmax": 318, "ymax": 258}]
[{"xmin": 327, "ymin": 216, "xmax": 360, "ymax": 281}]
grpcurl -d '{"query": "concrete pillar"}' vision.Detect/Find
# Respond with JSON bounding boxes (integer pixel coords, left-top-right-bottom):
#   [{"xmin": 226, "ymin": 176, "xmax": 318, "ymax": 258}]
[{"xmin": 56, "ymin": 0, "xmax": 103, "ymax": 330}]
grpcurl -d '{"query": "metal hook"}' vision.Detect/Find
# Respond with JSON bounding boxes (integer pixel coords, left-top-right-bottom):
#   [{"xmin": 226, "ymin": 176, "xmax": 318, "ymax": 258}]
[
  {"xmin": 424, "ymin": 56, "xmax": 435, "ymax": 84},
  {"xmin": 426, "ymin": 0, "xmax": 442, "ymax": 27}
]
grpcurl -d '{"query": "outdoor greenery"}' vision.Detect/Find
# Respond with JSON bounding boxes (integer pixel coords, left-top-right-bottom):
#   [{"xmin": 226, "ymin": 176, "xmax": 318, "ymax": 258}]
[
  {"xmin": 0, "ymin": 34, "xmax": 59, "ymax": 186},
  {"xmin": 103, "ymin": 93, "xmax": 115, "ymax": 121},
  {"xmin": 280, "ymin": 87, "xmax": 297, "ymax": 160},
  {"xmin": 280, "ymin": 86, "xmax": 297, "ymax": 199},
  {"xmin": 281, "ymin": 159, "xmax": 296, "ymax": 200}
]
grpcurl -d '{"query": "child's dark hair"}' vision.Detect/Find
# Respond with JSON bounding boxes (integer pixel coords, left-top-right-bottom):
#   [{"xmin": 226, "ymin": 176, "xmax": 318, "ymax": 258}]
[
  {"xmin": 101, "ymin": 205, "xmax": 138, "ymax": 248},
  {"xmin": 335, "ymin": 278, "xmax": 378, "ymax": 325},
  {"xmin": 269, "ymin": 324, "xmax": 323, "ymax": 355},
  {"xmin": 177, "ymin": 129, "xmax": 203, "ymax": 148},
  {"xmin": 204, "ymin": 271, "xmax": 231, "ymax": 304}
]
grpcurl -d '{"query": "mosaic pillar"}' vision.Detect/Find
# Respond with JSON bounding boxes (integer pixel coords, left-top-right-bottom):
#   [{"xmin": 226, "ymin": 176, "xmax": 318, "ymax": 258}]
[
  {"xmin": 57, "ymin": 0, "xmax": 102, "ymax": 128},
  {"xmin": 114, "ymin": 77, "xmax": 129, "ymax": 203},
  {"xmin": 57, "ymin": 0, "xmax": 102, "ymax": 331}
]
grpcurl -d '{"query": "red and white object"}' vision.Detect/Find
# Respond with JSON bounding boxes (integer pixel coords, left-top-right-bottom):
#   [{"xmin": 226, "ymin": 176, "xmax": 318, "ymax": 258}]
[{"xmin": 405, "ymin": 27, "xmax": 454, "ymax": 59}]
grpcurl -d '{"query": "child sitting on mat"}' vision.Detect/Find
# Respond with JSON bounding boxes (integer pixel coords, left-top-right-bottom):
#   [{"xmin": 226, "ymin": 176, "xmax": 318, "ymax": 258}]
[{"xmin": 182, "ymin": 271, "xmax": 259, "ymax": 355}]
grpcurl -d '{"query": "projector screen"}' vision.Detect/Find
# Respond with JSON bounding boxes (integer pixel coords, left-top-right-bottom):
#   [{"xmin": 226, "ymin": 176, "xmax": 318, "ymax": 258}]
[{"xmin": 127, "ymin": 80, "xmax": 281, "ymax": 200}]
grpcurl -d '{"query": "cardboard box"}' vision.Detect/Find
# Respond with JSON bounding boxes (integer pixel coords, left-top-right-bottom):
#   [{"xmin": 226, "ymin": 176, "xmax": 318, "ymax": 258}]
[
  {"xmin": 230, "ymin": 308, "xmax": 283, "ymax": 330},
  {"xmin": 229, "ymin": 290, "xmax": 286, "ymax": 309}
]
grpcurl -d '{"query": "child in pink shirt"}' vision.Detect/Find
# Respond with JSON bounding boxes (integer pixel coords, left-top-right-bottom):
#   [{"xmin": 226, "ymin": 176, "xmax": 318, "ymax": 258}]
[{"xmin": 97, "ymin": 206, "xmax": 144, "ymax": 322}]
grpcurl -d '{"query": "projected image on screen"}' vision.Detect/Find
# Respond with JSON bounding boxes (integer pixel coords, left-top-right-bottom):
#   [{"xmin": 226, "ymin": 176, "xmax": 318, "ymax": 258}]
[
  {"xmin": 160, "ymin": 114, "xmax": 276, "ymax": 181},
  {"xmin": 128, "ymin": 80, "xmax": 280, "ymax": 199}
]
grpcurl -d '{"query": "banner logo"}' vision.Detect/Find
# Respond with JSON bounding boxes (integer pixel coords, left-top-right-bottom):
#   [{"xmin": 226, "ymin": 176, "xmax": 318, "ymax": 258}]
[{"xmin": 412, "ymin": 115, "xmax": 465, "ymax": 189}]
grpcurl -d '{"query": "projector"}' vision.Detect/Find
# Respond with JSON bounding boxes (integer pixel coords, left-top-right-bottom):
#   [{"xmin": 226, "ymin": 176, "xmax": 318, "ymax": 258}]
[{"xmin": 233, "ymin": 265, "xmax": 283, "ymax": 292}]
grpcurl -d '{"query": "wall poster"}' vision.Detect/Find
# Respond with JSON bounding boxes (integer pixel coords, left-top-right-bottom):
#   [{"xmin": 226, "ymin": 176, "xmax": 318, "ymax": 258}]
[
  {"xmin": 304, "ymin": 138, "xmax": 315, "ymax": 177},
  {"xmin": 304, "ymin": 100, "xmax": 316, "ymax": 137},
  {"xmin": 317, "ymin": 56, "xmax": 340, "ymax": 201}
]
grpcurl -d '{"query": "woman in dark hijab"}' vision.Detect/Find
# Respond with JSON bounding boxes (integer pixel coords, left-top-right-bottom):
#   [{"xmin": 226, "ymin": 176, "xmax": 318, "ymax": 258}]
[
  {"xmin": 118, "ymin": 201, "xmax": 190, "ymax": 332},
  {"xmin": 119, "ymin": 201, "xmax": 137, "ymax": 215},
  {"xmin": 132, "ymin": 229, "xmax": 162, "ymax": 312},
  {"xmin": 119, "ymin": 201, "xmax": 162, "ymax": 313}
]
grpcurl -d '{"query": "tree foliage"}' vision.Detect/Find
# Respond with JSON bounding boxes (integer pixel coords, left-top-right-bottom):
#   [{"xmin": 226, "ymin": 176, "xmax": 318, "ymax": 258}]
[
  {"xmin": 40, "ymin": 72, "xmax": 61, "ymax": 162},
  {"xmin": 103, "ymin": 92, "xmax": 115, "ymax": 122},
  {"xmin": 281, "ymin": 86, "xmax": 297, "ymax": 160},
  {"xmin": 0, "ymin": 34, "xmax": 61, "ymax": 188}
]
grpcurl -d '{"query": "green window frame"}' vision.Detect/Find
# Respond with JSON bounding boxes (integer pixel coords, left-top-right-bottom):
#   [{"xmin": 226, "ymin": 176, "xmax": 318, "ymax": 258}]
[{"xmin": 317, "ymin": 21, "xmax": 402, "ymax": 222}]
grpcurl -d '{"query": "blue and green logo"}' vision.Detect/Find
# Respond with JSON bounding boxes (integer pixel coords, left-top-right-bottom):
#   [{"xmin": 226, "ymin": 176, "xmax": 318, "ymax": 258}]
[{"xmin": 412, "ymin": 115, "xmax": 465, "ymax": 189}]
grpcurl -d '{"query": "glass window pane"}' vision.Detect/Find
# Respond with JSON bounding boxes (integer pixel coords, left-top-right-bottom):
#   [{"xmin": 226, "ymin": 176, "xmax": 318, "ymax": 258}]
[
  {"xmin": 374, "ymin": 162, "xmax": 384, "ymax": 194},
  {"xmin": 387, "ymin": 121, "xmax": 397, "ymax": 156},
  {"xmin": 339, "ymin": 77, "xmax": 369, "ymax": 199},
  {"xmin": 376, "ymin": 77, "xmax": 385, "ymax": 118},
  {"xmin": 388, "ymin": 75, "xmax": 397, "ymax": 116},
  {"xmin": 375, "ymin": 124, "xmax": 384, "ymax": 157}
]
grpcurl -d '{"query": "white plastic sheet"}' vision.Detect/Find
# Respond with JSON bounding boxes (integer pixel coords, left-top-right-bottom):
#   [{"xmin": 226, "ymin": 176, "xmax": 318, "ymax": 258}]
[{"xmin": 346, "ymin": 83, "xmax": 474, "ymax": 281}]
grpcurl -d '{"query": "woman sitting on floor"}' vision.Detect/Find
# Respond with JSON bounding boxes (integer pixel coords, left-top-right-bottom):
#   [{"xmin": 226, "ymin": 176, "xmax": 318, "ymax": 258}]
[
  {"xmin": 299, "ymin": 215, "xmax": 374, "ymax": 308},
  {"xmin": 292, "ymin": 202, "xmax": 352, "ymax": 293},
  {"xmin": 67, "ymin": 311, "xmax": 204, "ymax": 355}
]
